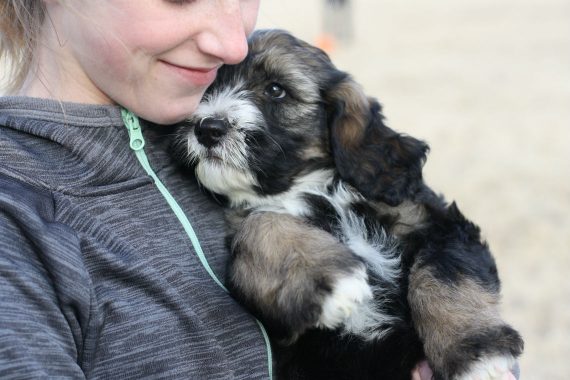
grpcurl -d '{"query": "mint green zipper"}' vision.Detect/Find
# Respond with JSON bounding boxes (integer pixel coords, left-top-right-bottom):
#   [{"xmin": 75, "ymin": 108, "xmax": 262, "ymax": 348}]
[{"xmin": 122, "ymin": 109, "xmax": 273, "ymax": 379}]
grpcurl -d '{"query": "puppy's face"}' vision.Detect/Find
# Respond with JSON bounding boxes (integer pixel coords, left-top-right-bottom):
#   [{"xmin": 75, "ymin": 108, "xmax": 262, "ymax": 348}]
[
  {"xmin": 176, "ymin": 29, "xmax": 428, "ymax": 207},
  {"xmin": 175, "ymin": 30, "xmax": 341, "ymax": 204}
]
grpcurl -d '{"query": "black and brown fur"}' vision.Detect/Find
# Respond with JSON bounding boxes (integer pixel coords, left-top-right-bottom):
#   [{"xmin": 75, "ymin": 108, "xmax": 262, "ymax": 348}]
[{"xmin": 173, "ymin": 29, "xmax": 523, "ymax": 380}]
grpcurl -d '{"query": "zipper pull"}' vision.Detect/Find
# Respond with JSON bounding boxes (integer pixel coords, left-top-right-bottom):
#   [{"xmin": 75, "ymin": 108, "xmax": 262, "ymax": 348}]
[{"xmin": 121, "ymin": 108, "xmax": 145, "ymax": 151}]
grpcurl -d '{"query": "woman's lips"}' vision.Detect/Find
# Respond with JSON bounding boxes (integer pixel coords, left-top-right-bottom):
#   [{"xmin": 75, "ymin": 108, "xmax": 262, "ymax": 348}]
[{"xmin": 160, "ymin": 60, "xmax": 219, "ymax": 87}]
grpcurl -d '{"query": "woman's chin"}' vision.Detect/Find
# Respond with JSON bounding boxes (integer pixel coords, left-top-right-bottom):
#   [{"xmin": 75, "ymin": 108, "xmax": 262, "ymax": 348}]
[{"xmin": 135, "ymin": 98, "xmax": 202, "ymax": 125}]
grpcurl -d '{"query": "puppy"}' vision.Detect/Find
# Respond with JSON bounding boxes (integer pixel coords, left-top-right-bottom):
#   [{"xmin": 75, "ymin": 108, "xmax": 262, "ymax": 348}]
[{"xmin": 173, "ymin": 29, "xmax": 523, "ymax": 380}]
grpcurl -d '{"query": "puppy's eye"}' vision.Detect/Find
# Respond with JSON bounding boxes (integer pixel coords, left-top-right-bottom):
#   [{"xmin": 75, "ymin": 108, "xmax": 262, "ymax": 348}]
[{"xmin": 264, "ymin": 83, "xmax": 287, "ymax": 99}]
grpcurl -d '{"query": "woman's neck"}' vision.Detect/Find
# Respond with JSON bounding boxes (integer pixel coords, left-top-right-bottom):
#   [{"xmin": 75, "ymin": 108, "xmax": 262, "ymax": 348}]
[{"xmin": 16, "ymin": 22, "xmax": 113, "ymax": 105}]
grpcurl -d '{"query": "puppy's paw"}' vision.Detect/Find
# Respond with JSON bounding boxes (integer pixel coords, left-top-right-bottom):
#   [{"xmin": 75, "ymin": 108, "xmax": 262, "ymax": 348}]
[
  {"xmin": 455, "ymin": 355, "xmax": 515, "ymax": 380},
  {"xmin": 316, "ymin": 267, "xmax": 373, "ymax": 329}
]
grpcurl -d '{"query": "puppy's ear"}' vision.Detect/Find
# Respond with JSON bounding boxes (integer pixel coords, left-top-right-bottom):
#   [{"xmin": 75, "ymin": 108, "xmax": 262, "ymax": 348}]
[{"xmin": 325, "ymin": 77, "xmax": 429, "ymax": 206}]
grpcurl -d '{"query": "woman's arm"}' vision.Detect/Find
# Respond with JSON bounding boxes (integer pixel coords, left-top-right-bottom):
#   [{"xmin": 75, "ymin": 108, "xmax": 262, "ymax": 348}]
[{"xmin": 0, "ymin": 176, "xmax": 89, "ymax": 378}]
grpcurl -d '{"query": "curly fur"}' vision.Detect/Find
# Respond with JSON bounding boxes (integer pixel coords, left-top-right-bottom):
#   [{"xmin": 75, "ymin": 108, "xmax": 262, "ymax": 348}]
[{"xmin": 172, "ymin": 29, "xmax": 523, "ymax": 380}]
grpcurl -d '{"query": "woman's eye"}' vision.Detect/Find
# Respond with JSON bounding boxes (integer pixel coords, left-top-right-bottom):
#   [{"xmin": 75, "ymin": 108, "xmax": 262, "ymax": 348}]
[{"xmin": 264, "ymin": 83, "xmax": 287, "ymax": 99}]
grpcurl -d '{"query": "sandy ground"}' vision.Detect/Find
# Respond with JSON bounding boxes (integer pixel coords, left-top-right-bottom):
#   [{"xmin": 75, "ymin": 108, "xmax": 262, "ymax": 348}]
[{"xmin": 258, "ymin": 0, "xmax": 570, "ymax": 378}]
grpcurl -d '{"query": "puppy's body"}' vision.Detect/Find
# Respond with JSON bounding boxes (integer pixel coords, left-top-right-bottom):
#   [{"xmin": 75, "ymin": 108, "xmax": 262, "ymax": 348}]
[{"xmin": 173, "ymin": 30, "xmax": 523, "ymax": 380}]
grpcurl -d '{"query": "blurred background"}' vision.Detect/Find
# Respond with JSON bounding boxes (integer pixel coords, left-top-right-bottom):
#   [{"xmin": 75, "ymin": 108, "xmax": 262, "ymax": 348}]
[{"xmin": 257, "ymin": 0, "xmax": 570, "ymax": 379}]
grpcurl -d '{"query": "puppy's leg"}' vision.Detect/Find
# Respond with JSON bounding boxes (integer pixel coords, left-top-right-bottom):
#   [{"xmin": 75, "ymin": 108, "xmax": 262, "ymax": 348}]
[
  {"xmin": 408, "ymin": 262, "xmax": 523, "ymax": 380},
  {"xmin": 227, "ymin": 211, "xmax": 373, "ymax": 343}
]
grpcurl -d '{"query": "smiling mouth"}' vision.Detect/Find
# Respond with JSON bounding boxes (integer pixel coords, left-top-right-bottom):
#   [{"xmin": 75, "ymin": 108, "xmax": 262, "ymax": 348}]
[
  {"xmin": 160, "ymin": 60, "xmax": 220, "ymax": 86},
  {"xmin": 167, "ymin": 62, "xmax": 218, "ymax": 72}
]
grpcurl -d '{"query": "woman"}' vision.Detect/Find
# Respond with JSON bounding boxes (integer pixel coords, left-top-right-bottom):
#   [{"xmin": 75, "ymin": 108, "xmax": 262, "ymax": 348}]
[{"xmin": 1, "ymin": 1, "xmax": 271, "ymax": 378}]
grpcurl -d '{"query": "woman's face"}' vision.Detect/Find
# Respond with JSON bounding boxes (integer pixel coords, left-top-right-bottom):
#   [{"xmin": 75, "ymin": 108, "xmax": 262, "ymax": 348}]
[{"xmin": 43, "ymin": 0, "xmax": 260, "ymax": 124}]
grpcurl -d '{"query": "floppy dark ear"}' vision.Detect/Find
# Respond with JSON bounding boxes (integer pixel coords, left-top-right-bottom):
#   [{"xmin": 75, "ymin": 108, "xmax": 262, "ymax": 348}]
[{"xmin": 326, "ymin": 77, "xmax": 429, "ymax": 206}]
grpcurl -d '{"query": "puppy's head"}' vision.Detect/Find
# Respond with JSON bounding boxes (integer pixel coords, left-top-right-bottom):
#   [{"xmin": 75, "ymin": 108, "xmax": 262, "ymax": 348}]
[{"xmin": 175, "ymin": 29, "xmax": 428, "ymax": 206}]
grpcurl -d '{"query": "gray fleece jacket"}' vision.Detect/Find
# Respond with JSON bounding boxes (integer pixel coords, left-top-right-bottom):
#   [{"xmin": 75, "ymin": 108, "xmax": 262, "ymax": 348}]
[{"xmin": 0, "ymin": 96, "xmax": 272, "ymax": 379}]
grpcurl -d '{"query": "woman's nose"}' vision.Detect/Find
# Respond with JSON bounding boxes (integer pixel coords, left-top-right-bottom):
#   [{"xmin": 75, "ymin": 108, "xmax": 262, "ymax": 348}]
[{"xmin": 195, "ymin": 1, "xmax": 251, "ymax": 65}]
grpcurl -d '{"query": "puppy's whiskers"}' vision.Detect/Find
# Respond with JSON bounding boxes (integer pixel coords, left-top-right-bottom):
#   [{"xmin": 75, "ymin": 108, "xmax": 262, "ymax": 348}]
[
  {"xmin": 265, "ymin": 134, "xmax": 286, "ymax": 158},
  {"xmin": 218, "ymin": 136, "xmax": 249, "ymax": 170}
]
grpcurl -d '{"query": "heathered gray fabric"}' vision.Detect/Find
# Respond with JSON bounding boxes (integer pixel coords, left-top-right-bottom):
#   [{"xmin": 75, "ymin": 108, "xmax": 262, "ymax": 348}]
[{"xmin": 0, "ymin": 96, "xmax": 270, "ymax": 379}]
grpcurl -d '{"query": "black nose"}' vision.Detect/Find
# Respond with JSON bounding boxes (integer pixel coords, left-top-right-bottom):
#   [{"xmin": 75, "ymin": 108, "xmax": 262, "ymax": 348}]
[{"xmin": 194, "ymin": 117, "xmax": 230, "ymax": 148}]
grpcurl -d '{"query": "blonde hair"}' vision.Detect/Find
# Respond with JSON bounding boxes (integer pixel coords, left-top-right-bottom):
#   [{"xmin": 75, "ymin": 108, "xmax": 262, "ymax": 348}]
[{"xmin": 0, "ymin": 0, "xmax": 46, "ymax": 93}]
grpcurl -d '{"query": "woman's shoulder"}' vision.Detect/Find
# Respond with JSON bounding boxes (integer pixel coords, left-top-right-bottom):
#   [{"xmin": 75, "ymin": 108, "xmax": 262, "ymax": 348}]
[
  {"xmin": 0, "ymin": 117, "xmax": 65, "ymax": 195},
  {"xmin": 0, "ymin": 96, "xmax": 124, "ymax": 126},
  {"xmin": 0, "ymin": 169, "xmax": 61, "ymax": 247},
  {"xmin": 0, "ymin": 165, "xmax": 54, "ymax": 208}
]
